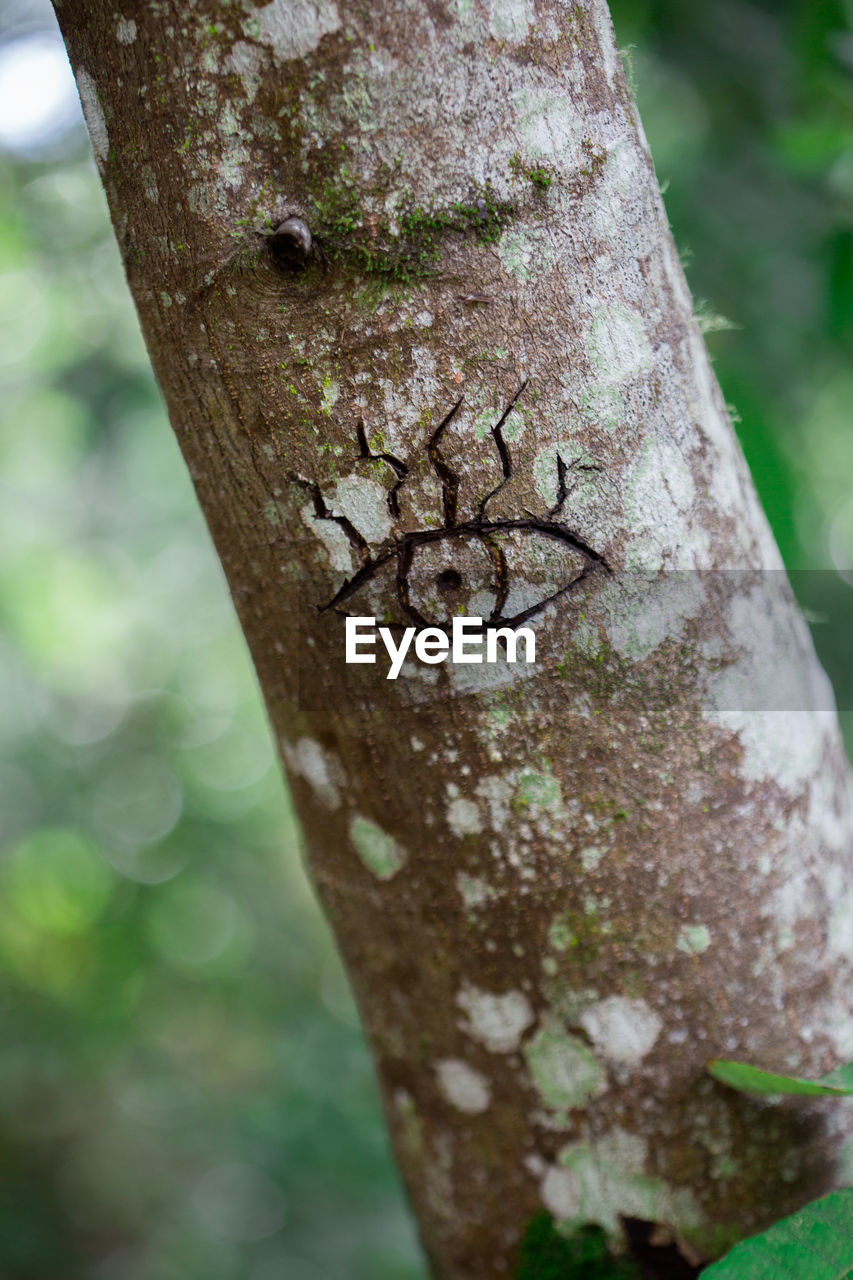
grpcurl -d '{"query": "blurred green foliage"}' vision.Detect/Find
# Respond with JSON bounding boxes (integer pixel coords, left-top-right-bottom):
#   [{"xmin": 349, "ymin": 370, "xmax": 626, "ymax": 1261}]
[
  {"xmin": 0, "ymin": 57, "xmax": 422, "ymax": 1280},
  {"xmin": 0, "ymin": 0, "xmax": 851, "ymax": 1277}
]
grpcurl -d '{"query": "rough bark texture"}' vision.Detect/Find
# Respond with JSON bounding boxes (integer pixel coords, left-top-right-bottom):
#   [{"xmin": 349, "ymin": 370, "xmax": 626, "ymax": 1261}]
[{"xmin": 56, "ymin": 1, "xmax": 853, "ymax": 1275}]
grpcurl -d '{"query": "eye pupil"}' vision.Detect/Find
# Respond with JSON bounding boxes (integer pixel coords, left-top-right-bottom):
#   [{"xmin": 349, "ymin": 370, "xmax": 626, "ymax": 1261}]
[{"xmin": 436, "ymin": 568, "xmax": 462, "ymax": 592}]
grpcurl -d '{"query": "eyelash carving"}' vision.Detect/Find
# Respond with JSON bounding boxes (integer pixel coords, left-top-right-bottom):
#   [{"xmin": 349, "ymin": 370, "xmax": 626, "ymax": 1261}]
[{"xmin": 291, "ymin": 383, "xmax": 609, "ymax": 631}]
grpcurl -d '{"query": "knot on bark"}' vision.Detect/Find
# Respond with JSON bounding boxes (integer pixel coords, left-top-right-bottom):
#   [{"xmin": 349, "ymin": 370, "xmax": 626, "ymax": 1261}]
[{"xmin": 268, "ymin": 217, "xmax": 314, "ymax": 273}]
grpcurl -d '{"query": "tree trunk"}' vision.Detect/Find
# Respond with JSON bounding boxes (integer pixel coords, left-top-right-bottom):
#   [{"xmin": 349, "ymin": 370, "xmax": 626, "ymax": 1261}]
[{"xmin": 55, "ymin": 1, "xmax": 853, "ymax": 1274}]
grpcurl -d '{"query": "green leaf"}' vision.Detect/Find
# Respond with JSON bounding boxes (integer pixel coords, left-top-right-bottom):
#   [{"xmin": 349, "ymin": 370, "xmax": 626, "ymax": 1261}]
[
  {"xmin": 821, "ymin": 1063, "xmax": 853, "ymax": 1091},
  {"xmin": 708, "ymin": 1059, "xmax": 853, "ymax": 1096},
  {"xmin": 701, "ymin": 1191, "xmax": 853, "ymax": 1279},
  {"xmin": 516, "ymin": 1215, "xmax": 639, "ymax": 1280}
]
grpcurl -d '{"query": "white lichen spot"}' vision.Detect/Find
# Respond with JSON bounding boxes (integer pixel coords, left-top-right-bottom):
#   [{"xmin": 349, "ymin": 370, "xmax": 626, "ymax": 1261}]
[
  {"xmin": 512, "ymin": 85, "xmax": 580, "ymax": 161},
  {"xmin": 487, "ymin": 0, "xmax": 533, "ymax": 40},
  {"xmin": 524, "ymin": 1016, "xmax": 605, "ymax": 1110},
  {"xmin": 591, "ymin": 0, "xmax": 621, "ymax": 86},
  {"xmin": 320, "ymin": 378, "xmax": 339, "ymax": 415},
  {"xmin": 548, "ymin": 914, "xmax": 576, "ymax": 952},
  {"xmin": 456, "ymin": 873, "xmax": 496, "ymax": 908},
  {"xmin": 435, "ymin": 1059, "xmax": 491, "ymax": 1114},
  {"xmin": 579, "ymin": 997, "xmax": 662, "ymax": 1067},
  {"xmin": 332, "ymin": 475, "xmax": 393, "ymax": 544},
  {"xmin": 348, "ymin": 814, "xmax": 407, "ymax": 880},
  {"xmin": 825, "ymin": 1001, "xmax": 853, "ymax": 1060},
  {"xmin": 299, "ymin": 500, "xmax": 354, "ymax": 573},
  {"xmin": 617, "ymin": 439, "xmax": 711, "ymax": 571},
  {"xmin": 720, "ymin": 711, "xmax": 836, "ymax": 793},
  {"xmin": 281, "ymin": 736, "xmax": 343, "ymax": 809},
  {"xmin": 706, "ymin": 583, "xmax": 837, "ymax": 789},
  {"xmin": 515, "ymin": 768, "xmax": 562, "ymax": 813},
  {"xmin": 585, "ymin": 138, "xmax": 645, "ymax": 244},
  {"xmin": 827, "ymin": 892, "xmax": 853, "ymax": 960},
  {"xmin": 75, "ymin": 68, "xmax": 109, "ymax": 168},
  {"xmin": 541, "ymin": 1135, "xmax": 702, "ymax": 1236},
  {"xmin": 215, "ymin": 100, "xmax": 250, "ymax": 191},
  {"xmin": 446, "ymin": 651, "xmax": 536, "ymax": 696},
  {"xmin": 115, "ymin": 17, "xmax": 137, "ymax": 43},
  {"xmin": 525, "ymin": 1152, "xmax": 548, "ymax": 1178},
  {"xmin": 476, "ymin": 774, "xmax": 515, "ymax": 831},
  {"xmin": 498, "ymin": 226, "xmax": 555, "ymax": 282},
  {"xmin": 676, "ymin": 924, "xmax": 712, "ymax": 955},
  {"xmin": 457, "ymin": 984, "xmax": 534, "ymax": 1053},
  {"xmin": 580, "ymin": 846, "xmax": 602, "ymax": 872},
  {"xmin": 603, "ymin": 571, "xmax": 706, "ymax": 659},
  {"xmin": 248, "ymin": 0, "xmax": 341, "ymax": 61},
  {"xmin": 446, "ymin": 797, "xmax": 484, "ymax": 837},
  {"xmin": 588, "ymin": 304, "xmax": 651, "ymax": 383},
  {"xmin": 226, "ymin": 41, "xmax": 264, "ymax": 103}
]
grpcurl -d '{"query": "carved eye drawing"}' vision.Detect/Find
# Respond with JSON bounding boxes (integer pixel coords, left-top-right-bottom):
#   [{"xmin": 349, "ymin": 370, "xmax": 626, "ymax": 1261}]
[{"xmin": 293, "ymin": 383, "xmax": 608, "ymax": 631}]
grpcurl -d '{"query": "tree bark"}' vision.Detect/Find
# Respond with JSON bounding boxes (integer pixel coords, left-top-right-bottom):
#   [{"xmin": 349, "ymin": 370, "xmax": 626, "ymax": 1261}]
[{"xmin": 55, "ymin": 1, "xmax": 853, "ymax": 1274}]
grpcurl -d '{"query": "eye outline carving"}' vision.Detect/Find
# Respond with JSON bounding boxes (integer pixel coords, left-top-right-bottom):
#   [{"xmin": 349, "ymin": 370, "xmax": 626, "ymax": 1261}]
[{"xmin": 292, "ymin": 383, "xmax": 610, "ymax": 631}]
